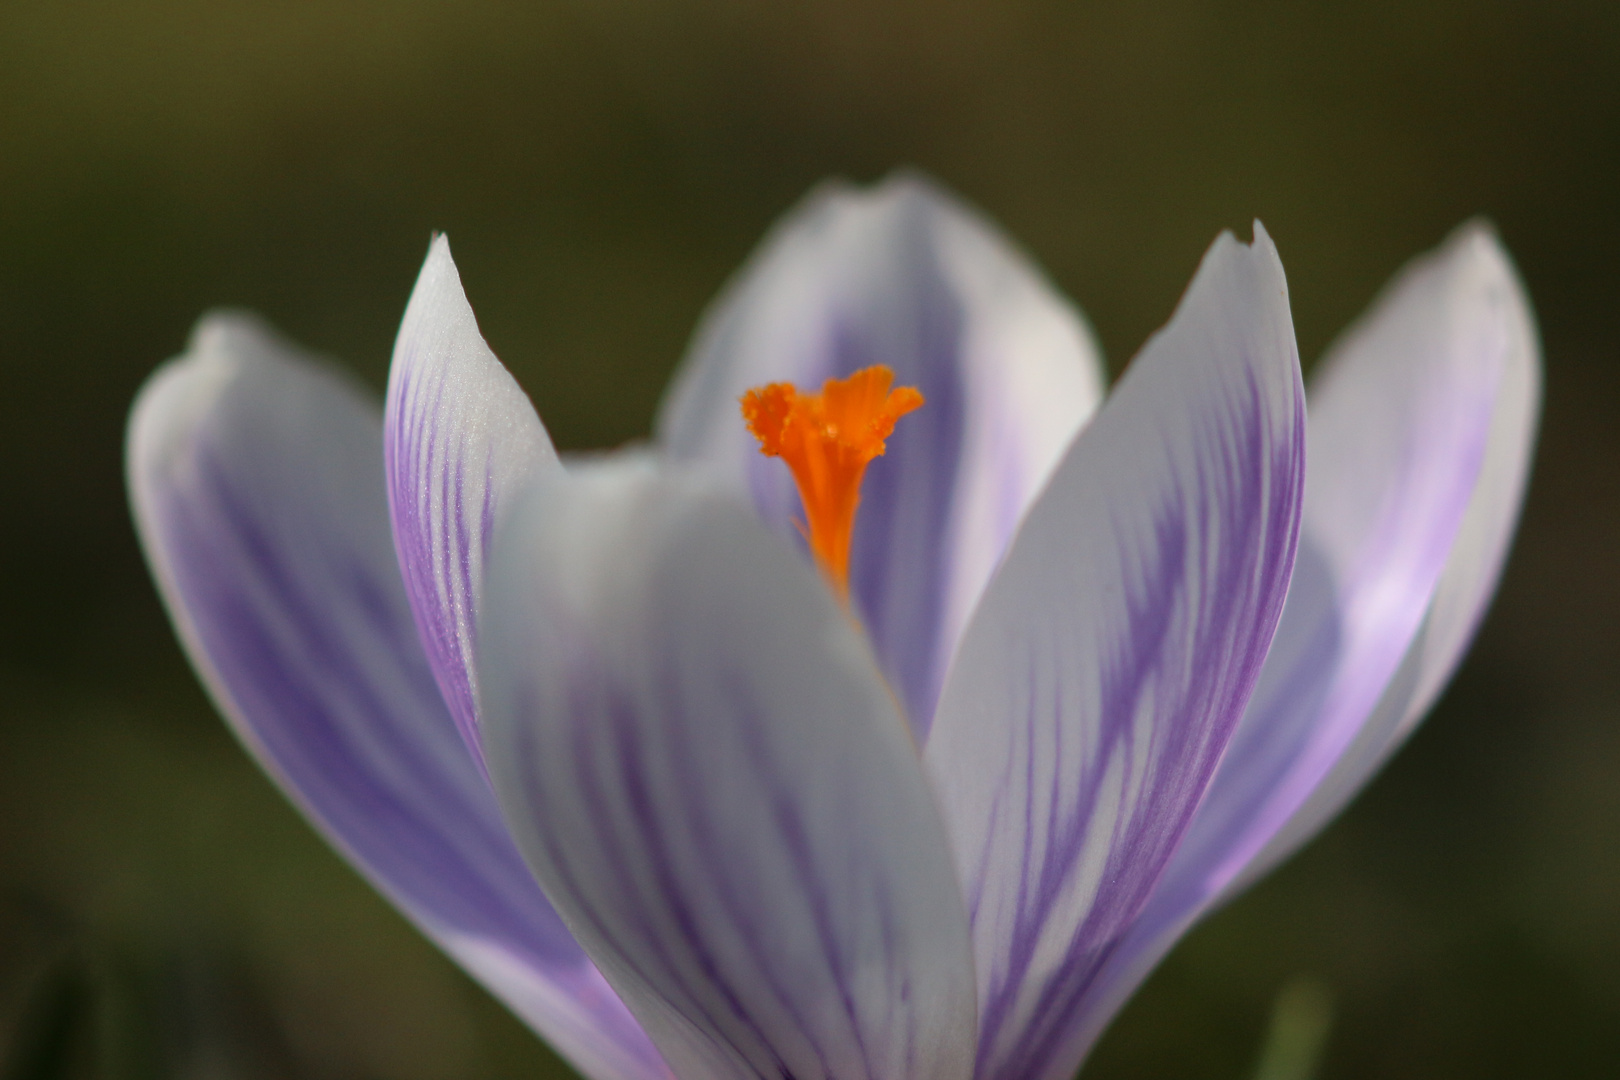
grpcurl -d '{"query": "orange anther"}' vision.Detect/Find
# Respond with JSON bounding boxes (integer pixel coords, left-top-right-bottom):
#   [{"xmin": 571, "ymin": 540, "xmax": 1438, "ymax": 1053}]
[{"xmin": 741, "ymin": 365, "xmax": 923, "ymax": 599}]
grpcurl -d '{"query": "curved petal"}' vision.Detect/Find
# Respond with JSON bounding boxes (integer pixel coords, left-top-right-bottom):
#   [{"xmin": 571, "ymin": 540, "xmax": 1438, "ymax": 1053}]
[
  {"xmin": 127, "ymin": 315, "xmax": 664, "ymax": 1080},
  {"xmin": 657, "ymin": 173, "xmax": 1107, "ymax": 738},
  {"xmin": 1245, "ymin": 220, "xmax": 1542, "ymax": 874},
  {"xmin": 385, "ymin": 236, "xmax": 558, "ymax": 768},
  {"xmin": 478, "ymin": 459, "xmax": 978, "ymax": 1080},
  {"xmin": 1058, "ymin": 222, "xmax": 1543, "ymax": 1066},
  {"xmin": 922, "ymin": 226, "xmax": 1306, "ymax": 1080}
]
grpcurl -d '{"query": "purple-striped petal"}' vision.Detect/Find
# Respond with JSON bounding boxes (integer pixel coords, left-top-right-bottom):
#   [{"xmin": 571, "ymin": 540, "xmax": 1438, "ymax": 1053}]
[
  {"xmin": 657, "ymin": 174, "xmax": 1106, "ymax": 739},
  {"xmin": 385, "ymin": 236, "xmax": 558, "ymax": 768},
  {"xmin": 127, "ymin": 315, "xmax": 664, "ymax": 1080},
  {"xmin": 1238, "ymin": 221, "xmax": 1542, "ymax": 879},
  {"xmin": 921, "ymin": 226, "xmax": 1305, "ymax": 1080},
  {"xmin": 1055, "ymin": 223, "xmax": 1543, "ymax": 1066},
  {"xmin": 478, "ymin": 459, "xmax": 978, "ymax": 1080}
]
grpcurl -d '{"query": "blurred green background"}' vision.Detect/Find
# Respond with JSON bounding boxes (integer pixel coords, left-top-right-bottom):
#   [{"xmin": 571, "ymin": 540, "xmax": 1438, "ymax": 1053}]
[{"xmin": 1, "ymin": 1, "xmax": 1616, "ymax": 1077}]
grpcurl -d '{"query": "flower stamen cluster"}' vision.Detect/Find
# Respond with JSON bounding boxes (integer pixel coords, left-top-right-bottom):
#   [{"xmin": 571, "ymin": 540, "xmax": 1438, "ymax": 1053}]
[{"xmin": 741, "ymin": 364, "xmax": 923, "ymax": 598}]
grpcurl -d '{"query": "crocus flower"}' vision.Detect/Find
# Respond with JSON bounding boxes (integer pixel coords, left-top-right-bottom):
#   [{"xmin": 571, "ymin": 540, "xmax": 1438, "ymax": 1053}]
[{"xmin": 127, "ymin": 175, "xmax": 1539, "ymax": 1080}]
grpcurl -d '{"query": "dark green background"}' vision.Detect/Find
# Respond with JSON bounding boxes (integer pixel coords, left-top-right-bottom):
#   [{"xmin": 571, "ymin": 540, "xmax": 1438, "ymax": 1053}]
[{"xmin": 1, "ymin": 2, "xmax": 1616, "ymax": 1077}]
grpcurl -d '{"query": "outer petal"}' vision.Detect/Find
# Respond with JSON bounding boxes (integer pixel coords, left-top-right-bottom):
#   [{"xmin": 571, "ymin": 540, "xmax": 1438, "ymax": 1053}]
[
  {"xmin": 127, "ymin": 315, "xmax": 664, "ymax": 1080},
  {"xmin": 922, "ymin": 226, "xmax": 1305, "ymax": 1080},
  {"xmin": 385, "ymin": 236, "xmax": 558, "ymax": 768},
  {"xmin": 657, "ymin": 174, "xmax": 1107, "ymax": 738},
  {"xmin": 478, "ymin": 460, "xmax": 978, "ymax": 1080},
  {"xmin": 1060, "ymin": 223, "xmax": 1543, "ymax": 1065},
  {"xmin": 1242, "ymin": 221, "xmax": 1541, "ymax": 874}
]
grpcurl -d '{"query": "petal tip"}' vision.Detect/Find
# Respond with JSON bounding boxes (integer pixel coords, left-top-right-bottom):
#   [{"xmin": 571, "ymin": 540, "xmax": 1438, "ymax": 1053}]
[
  {"xmin": 188, "ymin": 308, "xmax": 283, "ymax": 361},
  {"xmin": 423, "ymin": 231, "xmax": 455, "ymax": 275},
  {"xmin": 132, "ymin": 311, "xmax": 285, "ymax": 485},
  {"xmin": 406, "ymin": 233, "xmax": 468, "ymax": 318}
]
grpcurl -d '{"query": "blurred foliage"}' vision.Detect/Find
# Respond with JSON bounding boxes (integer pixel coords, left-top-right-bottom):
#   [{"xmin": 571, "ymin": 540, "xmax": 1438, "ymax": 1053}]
[
  {"xmin": 2, "ymin": 0, "xmax": 1618, "ymax": 1077},
  {"xmin": 1249, "ymin": 979, "xmax": 1333, "ymax": 1080}
]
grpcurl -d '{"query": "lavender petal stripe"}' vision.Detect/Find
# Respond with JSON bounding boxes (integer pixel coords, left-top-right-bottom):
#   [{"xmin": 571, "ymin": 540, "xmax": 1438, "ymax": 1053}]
[
  {"xmin": 479, "ymin": 459, "xmax": 978, "ymax": 1080},
  {"xmin": 386, "ymin": 235, "xmax": 558, "ymax": 770},
  {"xmin": 1054, "ymin": 222, "xmax": 1543, "ymax": 1068},
  {"xmin": 657, "ymin": 173, "xmax": 1104, "ymax": 740},
  {"xmin": 1237, "ymin": 221, "xmax": 1542, "ymax": 879},
  {"xmin": 923, "ymin": 225, "xmax": 1305, "ymax": 1080},
  {"xmin": 128, "ymin": 314, "xmax": 665, "ymax": 1080}
]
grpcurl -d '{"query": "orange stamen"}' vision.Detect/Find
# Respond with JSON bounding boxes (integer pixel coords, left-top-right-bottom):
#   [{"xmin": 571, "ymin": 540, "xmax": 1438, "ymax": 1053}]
[{"xmin": 740, "ymin": 365, "xmax": 924, "ymax": 599}]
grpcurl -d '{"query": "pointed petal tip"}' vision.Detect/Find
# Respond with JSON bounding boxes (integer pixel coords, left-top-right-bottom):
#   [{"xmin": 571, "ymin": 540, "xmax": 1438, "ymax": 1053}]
[
  {"xmin": 384, "ymin": 220, "xmax": 556, "ymax": 768},
  {"xmin": 423, "ymin": 230, "xmax": 455, "ymax": 274},
  {"xmin": 401, "ymin": 233, "xmax": 471, "ymax": 332}
]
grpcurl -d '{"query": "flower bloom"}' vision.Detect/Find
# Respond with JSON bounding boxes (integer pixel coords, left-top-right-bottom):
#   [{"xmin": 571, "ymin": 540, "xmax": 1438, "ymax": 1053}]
[{"xmin": 128, "ymin": 175, "xmax": 1539, "ymax": 1080}]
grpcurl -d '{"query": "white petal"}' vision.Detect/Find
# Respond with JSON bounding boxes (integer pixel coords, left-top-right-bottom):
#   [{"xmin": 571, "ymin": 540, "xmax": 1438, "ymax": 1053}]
[
  {"xmin": 478, "ymin": 460, "xmax": 978, "ymax": 1080},
  {"xmin": 923, "ymin": 226, "xmax": 1305, "ymax": 1080},
  {"xmin": 128, "ymin": 315, "xmax": 664, "ymax": 1080},
  {"xmin": 1057, "ymin": 222, "xmax": 1543, "ymax": 1066},
  {"xmin": 1242, "ymin": 221, "xmax": 1542, "ymax": 877},
  {"xmin": 657, "ymin": 173, "xmax": 1106, "ymax": 738},
  {"xmin": 385, "ymin": 236, "xmax": 558, "ymax": 766}
]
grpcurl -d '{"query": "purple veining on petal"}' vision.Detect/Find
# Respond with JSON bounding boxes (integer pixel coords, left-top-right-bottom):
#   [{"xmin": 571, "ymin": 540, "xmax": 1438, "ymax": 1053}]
[
  {"xmin": 980, "ymin": 372, "xmax": 1302, "ymax": 1080},
  {"xmin": 662, "ymin": 175, "xmax": 1104, "ymax": 743},
  {"xmin": 1204, "ymin": 406, "xmax": 1494, "ymax": 895},
  {"xmin": 1026, "ymin": 543, "xmax": 1344, "ymax": 1069},
  {"xmin": 130, "ymin": 330, "xmax": 663, "ymax": 1080},
  {"xmin": 157, "ymin": 458, "xmax": 579, "ymax": 965},
  {"xmin": 386, "ymin": 341, "xmax": 483, "ymax": 759},
  {"xmin": 505, "ymin": 653, "xmax": 928, "ymax": 1080},
  {"xmin": 480, "ymin": 474, "xmax": 976, "ymax": 1080},
  {"xmin": 525, "ymin": 658, "xmax": 954, "ymax": 1080},
  {"xmin": 1030, "ymin": 223, "xmax": 1536, "ymax": 1075},
  {"xmin": 538, "ymin": 675, "xmax": 786, "ymax": 1080},
  {"xmin": 845, "ymin": 294, "xmax": 969, "ymax": 739},
  {"xmin": 740, "ymin": 282, "xmax": 969, "ymax": 740},
  {"xmin": 924, "ymin": 230, "xmax": 1304, "ymax": 1080},
  {"xmin": 384, "ymin": 237, "xmax": 556, "ymax": 771},
  {"xmin": 1119, "ymin": 224, "xmax": 1508, "ymax": 958},
  {"xmin": 1235, "ymin": 224, "xmax": 1538, "ymax": 871}
]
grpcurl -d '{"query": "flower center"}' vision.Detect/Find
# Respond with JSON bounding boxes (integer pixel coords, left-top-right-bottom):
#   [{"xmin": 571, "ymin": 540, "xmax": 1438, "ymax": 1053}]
[{"xmin": 741, "ymin": 365, "xmax": 924, "ymax": 600}]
